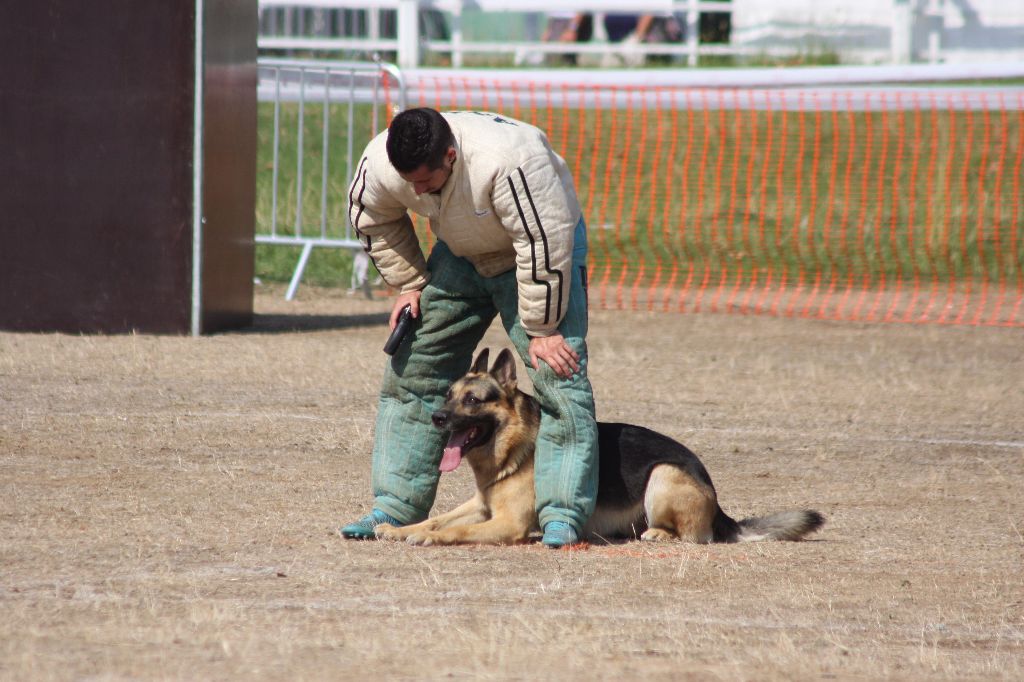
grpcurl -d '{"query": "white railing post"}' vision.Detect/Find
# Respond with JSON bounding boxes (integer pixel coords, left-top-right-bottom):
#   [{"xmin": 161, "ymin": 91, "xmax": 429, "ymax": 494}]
[
  {"xmin": 925, "ymin": 0, "xmax": 945, "ymax": 64},
  {"xmin": 686, "ymin": 0, "xmax": 699, "ymax": 67},
  {"xmin": 892, "ymin": 0, "xmax": 913, "ymax": 64},
  {"xmin": 397, "ymin": 0, "xmax": 419, "ymax": 69},
  {"xmin": 450, "ymin": 1, "xmax": 464, "ymax": 68},
  {"xmin": 368, "ymin": 6, "xmax": 380, "ymax": 44}
]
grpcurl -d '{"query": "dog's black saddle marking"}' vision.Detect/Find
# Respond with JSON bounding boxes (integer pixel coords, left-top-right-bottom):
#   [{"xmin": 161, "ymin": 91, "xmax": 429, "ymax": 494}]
[{"xmin": 595, "ymin": 422, "xmax": 716, "ymax": 508}]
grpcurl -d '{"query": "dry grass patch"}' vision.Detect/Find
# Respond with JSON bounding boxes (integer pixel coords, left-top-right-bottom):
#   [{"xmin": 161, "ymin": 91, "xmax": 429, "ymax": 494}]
[{"xmin": 2, "ymin": 284, "xmax": 1022, "ymax": 680}]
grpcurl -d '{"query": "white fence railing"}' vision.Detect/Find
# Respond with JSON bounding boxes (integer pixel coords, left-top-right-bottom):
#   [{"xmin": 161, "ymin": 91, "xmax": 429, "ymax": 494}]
[
  {"xmin": 257, "ymin": 58, "xmax": 406, "ymax": 300},
  {"xmin": 258, "ymin": 1, "xmax": 733, "ymax": 68}
]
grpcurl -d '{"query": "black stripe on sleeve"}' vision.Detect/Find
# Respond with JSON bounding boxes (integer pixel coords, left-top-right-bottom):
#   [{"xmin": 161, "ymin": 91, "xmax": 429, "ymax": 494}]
[
  {"xmin": 506, "ymin": 167, "xmax": 564, "ymax": 325},
  {"xmin": 348, "ymin": 157, "xmax": 370, "ymax": 248}
]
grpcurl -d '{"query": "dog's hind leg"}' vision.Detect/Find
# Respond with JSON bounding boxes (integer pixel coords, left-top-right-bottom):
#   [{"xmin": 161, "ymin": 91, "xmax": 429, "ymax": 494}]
[{"xmin": 641, "ymin": 464, "xmax": 718, "ymax": 543}]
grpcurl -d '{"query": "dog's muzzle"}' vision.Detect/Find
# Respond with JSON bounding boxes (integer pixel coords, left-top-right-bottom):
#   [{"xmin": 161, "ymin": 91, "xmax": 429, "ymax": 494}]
[{"xmin": 431, "ymin": 410, "xmax": 449, "ymax": 428}]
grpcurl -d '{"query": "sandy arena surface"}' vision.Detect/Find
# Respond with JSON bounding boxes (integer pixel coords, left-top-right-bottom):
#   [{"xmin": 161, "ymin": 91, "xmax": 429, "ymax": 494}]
[{"xmin": 2, "ymin": 284, "xmax": 1022, "ymax": 680}]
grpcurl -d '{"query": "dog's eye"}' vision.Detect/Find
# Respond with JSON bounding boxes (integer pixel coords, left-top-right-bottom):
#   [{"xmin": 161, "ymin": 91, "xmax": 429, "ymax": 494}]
[{"xmin": 463, "ymin": 394, "xmax": 480, "ymax": 406}]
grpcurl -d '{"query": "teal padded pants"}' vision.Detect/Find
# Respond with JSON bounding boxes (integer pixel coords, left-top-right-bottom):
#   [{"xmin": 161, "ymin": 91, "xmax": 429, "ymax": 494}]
[{"xmin": 369, "ymin": 219, "xmax": 598, "ymax": 533}]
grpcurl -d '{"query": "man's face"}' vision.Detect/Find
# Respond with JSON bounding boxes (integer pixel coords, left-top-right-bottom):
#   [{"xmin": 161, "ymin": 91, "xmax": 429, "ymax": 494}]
[{"xmin": 399, "ymin": 147, "xmax": 456, "ymax": 195}]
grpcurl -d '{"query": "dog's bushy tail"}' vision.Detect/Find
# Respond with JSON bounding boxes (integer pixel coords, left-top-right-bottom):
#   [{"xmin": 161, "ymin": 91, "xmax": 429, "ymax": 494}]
[
  {"xmin": 714, "ymin": 509, "xmax": 824, "ymax": 542},
  {"xmin": 738, "ymin": 510, "xmax": 824, "ymax": 542}
]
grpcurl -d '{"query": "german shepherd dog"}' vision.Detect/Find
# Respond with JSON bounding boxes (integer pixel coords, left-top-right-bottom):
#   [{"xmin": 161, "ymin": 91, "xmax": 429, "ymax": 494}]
[{"xmin": 375, "ymin": 348, "xmax": 824, "ymax": 546}]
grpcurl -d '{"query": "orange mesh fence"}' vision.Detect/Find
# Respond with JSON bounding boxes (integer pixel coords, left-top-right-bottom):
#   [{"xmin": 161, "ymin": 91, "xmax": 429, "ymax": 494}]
[{"xmin": 399, "ymin": 77, "xmax": 1023, "ymax": 327}]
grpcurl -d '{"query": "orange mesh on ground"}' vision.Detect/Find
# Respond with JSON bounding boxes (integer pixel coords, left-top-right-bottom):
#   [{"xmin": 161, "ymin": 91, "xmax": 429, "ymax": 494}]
[{"xmin": 397, "ymin": 78, "xmax": 1023, "ymax": 327}]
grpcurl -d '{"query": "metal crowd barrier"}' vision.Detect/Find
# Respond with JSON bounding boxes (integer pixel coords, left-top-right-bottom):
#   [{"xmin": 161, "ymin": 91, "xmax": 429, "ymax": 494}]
[{"xmin": 256, "ymin": 58, "xmax": 406, "ymax": 300}]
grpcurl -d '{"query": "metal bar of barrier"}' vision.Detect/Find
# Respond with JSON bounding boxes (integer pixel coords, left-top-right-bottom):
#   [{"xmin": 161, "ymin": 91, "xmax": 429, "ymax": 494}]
[
  {"xmin": 294, "ymin": 68, "xmax": 305, "ymax": 236},
  {"xmin": 286, "ymin": 241, "xmax": 316, "ymax": 300},
  {"xmin": 320, "ymin": 71, "xmax": 330, "ymax": 240},
  {"xmin": 271, "ymin": 69, "xmax": 281, "ymax": 237}
]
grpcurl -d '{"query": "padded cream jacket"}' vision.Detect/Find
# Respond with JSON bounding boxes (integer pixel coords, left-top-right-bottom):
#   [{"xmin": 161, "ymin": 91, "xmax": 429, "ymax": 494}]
[{"xmin": 348, "ymin": 111, "xmax": 582, "ymax": 337}]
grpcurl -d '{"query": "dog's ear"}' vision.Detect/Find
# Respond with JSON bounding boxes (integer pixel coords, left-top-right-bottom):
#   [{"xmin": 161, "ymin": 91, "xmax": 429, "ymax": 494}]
[
  {"xmin": 471, "ymin": 348, "xmax": 490, "ymax": 374},
  {"xmin": 490, "ymin": 348, "xmax": 517, "ymax": 390}
]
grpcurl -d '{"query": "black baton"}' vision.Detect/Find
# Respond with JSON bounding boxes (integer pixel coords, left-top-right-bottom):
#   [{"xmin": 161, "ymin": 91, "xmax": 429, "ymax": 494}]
[{"xmin": 383, "ymin": 305, "xmax": 414, "ymax": 355}]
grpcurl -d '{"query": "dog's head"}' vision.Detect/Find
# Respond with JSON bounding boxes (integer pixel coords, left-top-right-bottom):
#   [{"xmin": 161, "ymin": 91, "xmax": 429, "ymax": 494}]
[{"xmin": 432, "ymin": 348, "xmax": 519, "ymax": 472}]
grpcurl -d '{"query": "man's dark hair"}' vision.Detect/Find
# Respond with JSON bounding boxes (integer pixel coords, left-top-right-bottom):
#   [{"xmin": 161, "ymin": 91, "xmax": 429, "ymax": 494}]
[{"xmin": 385, "ymin": 108, "xmax": 455, "ymax": 173}]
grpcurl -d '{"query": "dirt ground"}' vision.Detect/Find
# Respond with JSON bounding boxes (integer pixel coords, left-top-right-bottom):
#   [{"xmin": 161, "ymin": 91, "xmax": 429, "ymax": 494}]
[{"xmin": 2, "ymin": 283, "xmax": 1022, "ymax": 681}]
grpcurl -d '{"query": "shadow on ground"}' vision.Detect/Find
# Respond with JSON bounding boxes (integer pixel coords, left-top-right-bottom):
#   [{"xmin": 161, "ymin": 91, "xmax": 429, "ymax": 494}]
[{"xmin": 240, "ymin": 312, "xmax": 390, "ymax": 334}]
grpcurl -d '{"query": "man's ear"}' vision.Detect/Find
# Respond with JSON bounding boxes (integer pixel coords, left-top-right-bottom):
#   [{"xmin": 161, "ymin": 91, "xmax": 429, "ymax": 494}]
[{"xmin": 491, "ymin": 348, "xmax": 517, "ymax": 390}]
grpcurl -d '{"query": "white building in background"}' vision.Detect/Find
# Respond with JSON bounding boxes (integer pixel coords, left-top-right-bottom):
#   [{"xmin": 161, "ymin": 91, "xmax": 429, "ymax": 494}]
[{"xmin": 731, "ymin": 0, "xmax": 1024, "ymax": 64}]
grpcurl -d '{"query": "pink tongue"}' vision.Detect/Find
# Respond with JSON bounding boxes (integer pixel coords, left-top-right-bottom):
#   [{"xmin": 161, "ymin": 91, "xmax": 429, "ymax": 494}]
[{"xmin": 439, "ymin": 430, "xmax": 472, "ymax": 472}]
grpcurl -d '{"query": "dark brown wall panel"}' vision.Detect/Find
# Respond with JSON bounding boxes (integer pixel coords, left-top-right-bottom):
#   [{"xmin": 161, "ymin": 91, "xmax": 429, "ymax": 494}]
[{"xmin": 0, "ymin": 1, "xmax": 255, "ymax": 334}]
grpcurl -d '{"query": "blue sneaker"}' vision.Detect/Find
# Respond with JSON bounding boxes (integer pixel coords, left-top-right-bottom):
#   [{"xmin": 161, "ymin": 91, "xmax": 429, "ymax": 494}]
[
  {"xmin": 542, "ymin": 521, "xmax": 579, "ymax": 549},
  {"xmin": 340, "ymin": 509, "xmax": 402, "ymax": 540}
]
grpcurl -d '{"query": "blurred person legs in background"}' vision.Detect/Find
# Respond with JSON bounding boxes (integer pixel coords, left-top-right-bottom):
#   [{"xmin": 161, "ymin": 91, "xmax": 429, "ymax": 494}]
[
  {"xmin": 541, "ymin": 12, "xmax": 593, "ymax": 66},
  {"xmin": 604, "ymin": 13, "xmax": 684, "ymax": 67}
]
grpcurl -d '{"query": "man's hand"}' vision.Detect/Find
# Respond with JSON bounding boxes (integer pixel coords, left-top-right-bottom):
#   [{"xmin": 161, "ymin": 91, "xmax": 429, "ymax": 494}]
[
  {"xmin": 528, "ymin": 333, "xmax": 580, "ymax": 379},
  {"xmin": 390, "ymin": 291, "xmax": 421, "ymax": 330}
]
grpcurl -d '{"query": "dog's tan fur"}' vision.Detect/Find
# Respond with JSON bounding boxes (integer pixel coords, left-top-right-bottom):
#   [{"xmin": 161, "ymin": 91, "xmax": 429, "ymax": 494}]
[
  {"xmin": 377, "ymin": 348, "xmax": 824, "ymax": 546},
  {"xmin": 642, "ymin": 464, "xmax": 718, "ymax": 543}
]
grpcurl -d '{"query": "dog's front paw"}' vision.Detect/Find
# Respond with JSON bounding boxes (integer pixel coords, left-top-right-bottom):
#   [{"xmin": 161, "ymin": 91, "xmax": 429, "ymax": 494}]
[
  {"xmin": 405, "ymin": 530, "xmax": 451, "ymax": 547},
  {"xmin": 374, "ymin": 523, "xmax": 405, "ymax": 541}
]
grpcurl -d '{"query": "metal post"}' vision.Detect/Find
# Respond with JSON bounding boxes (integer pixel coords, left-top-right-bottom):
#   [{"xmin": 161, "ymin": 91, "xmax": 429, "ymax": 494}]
[{"xmin": 191, "ymin": 0, "xmax": 205, "ymax": 336}]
